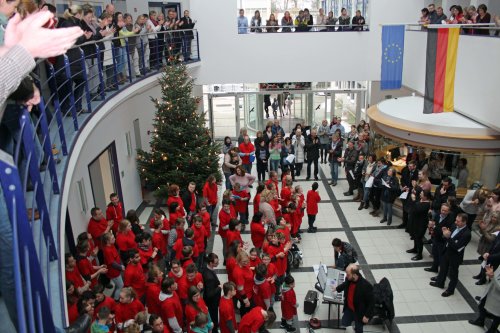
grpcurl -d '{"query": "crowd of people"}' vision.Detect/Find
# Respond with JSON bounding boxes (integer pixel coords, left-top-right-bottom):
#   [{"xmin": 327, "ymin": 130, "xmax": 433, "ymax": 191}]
[
  {"xmin": 418, "ymin": 3, "xmax": 500, "ymax": 36},
  {"xmin": 238, "ymin": 7, "xmax": 366, "ymax": 34}
]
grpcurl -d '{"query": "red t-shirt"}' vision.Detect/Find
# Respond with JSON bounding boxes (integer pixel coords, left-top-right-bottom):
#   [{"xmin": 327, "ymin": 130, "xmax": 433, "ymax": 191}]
[
  {"xmin": 280, "ymin": 187, "xmax": 292, "ymax": 208},
  {"xmin": 232, "ymin": 189, "xmax": 249, "ymax": 213},
  {"xmin": 139, "ymin": 245, "xmax": 159, "ymax": 266},
  {"xmin": 251, "ymin": 221, "xmax": 266, "ymax": 249},
  {"xmin": 298, "ymin": 193, "xmax": 305, "ymax": 217},
  {"xmin": 281, "ymin": 287, "xmax": 297, "ymax": 320},
  {"xmin": 219, "ymin": 297, "xmax": 237, "ymax": 333},
  {"xmin": 181, "ymin": 258, "xmax": 195, "ymax": 269},
  {"xmin": 124, "ymin": 263, "xmax": 146, "ymax": 299},
  {"xmin": 189, "ymin": 191, "xmax": 197, "ymax": 213},
  {"xmin": 160, "ymin": 292, "xmax": 183, "ymax": 333},
  {"xmin": 152, "ymin": 230, "xmax": 168, "ymax": 257},
  {"xmin": 68, "ymin": 302, "xmax": 79, "ymax": 324},
  {"xmin": 266, "ymin": 243, "xmax": 286, "ymax": 276},
  {"xmin": 249, "ymin": 256, "xmax": 262, "ymax": 271},
  {"xmin": 185, "ymin": 298, "xmax": 208, "ymax": 332},
  {"xmin": 177, "ymin": 272, "xmax": 203, "ymax": 300},
  {"xmin": 292, "ymin": 208, "xmax": 302, "ymax": 235},
  {"xmin": 266, "ymin": 263, "xmax": 277, "ymax": 294},
  {"xmin": 199, "ymin": 211, "xmax": 212, "ymax": 237},
  {"xmin": 115, "ymin": 298, "xmax": 145, "ymax": 332},
  {"xmin": 226, "ymin": 256, "xmax": 237, "ymax": 283},
  {"xmin": 168, "ymin": 210, "xmax": 183, "ymax": 227},
  {"xmin": 66, "ymin": 267, "xmax": 85, "ymax": 289},
  {"xmin": 253, "ymin": 280, "xmax": 272, "ymax": 310},
  {"xmin": 106, "ymin": 202, "xmax": 123, "ymax": 234},
  {"xmin": 116, "ymin": 230, "xmax": 138, "ymax": 252},
  {"xmin": 192, "ymin": 224, "xmax": 207, "ymax": 253},
  {"xmin": 76, "ymin": 255, "xmax": 97, "ymax": 287},
  {"xmin": 94, "ymin": 295, "xmax": 116, "ymax": 320},
  {"xmin": 149, "ymin": 217, "xmax": 169, "ymax": 231},
  {"xmin": 253, "ymin": 193, "xmax": 261, "ymax": 215},
  {"xmin": 238, "ymin": 141, "xmax": 255, "ymax": 165},
  {"xmin": 203, "ymin": 181, "xmax": 218, "ymax": 205},
  {"xmin": 306, "ymin": 190, "xmax": 321, "ymax": 215},
  {"xmin": 218, "ymin": 208, "xmax": 236, "ymax": 239},
  {"xmin": 233, "ymin": 265, "xmax": 254, "ymax": 300},
  {"xmin": 238, "ymin": 306, "xmax": 265, "ymax": 333},
  {"xmin": 87, "ymin": 217, "xmax": 108, "ymax": 248},
  {"xmin": 226, "ymin": 229, "xmax": 243, "ymax": 248},
  {"xmin": 102, "ymin": 244, "xmax": 122, "ymax": 278},
  {"xmin": 266, "ymin": 179, "xmax": 279, "ymax": 195},
  {"xmin": 168, "ymin": 270, "xmax": 185, "ymax": 283},
  {"xmin": 166, "ymin": 196, "xmax": 185, "ymax": 216},
  {"xmin": 145, "ymin": 281, "xmax": 162, "ymax": 315},
  {"xmin": 173, "ymin": 238, "xmax": 199, "ymax": 259},
  {"xmin": 347, "ymin": 282, "xmax": 357, "ymax": 311}
]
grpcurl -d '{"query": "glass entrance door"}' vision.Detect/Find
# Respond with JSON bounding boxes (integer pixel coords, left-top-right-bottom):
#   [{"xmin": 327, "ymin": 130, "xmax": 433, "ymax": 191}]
[{"xmin": 210, "ymin": 94, "xmax": 238, "ymax": 139}]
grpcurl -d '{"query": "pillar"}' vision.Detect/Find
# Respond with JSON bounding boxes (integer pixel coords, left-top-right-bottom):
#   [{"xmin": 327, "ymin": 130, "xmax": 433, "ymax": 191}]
[{"xmin": 480, "ymin": 155, "xmax": 500, "ymax": 190}]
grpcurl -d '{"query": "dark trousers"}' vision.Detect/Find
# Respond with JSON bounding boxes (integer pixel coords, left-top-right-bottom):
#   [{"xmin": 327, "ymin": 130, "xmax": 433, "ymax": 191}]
[
  {"xmin": 238, "ymin": 297, "xmax": 254, "ymax": 318},
  {"xmin": 345, "ymin": 168, "xmax": 356, "ymax": 193},
  {"xmin": 414, "ymin": 228, "xmax": 427, "ymax": 256},
  {"xmin": 369, "ymin": 187, "xmax": 382, "ymax": 210},
  {"xmin": 341, "ymin": 307, "xmax": 364, "ymax": 333},
  {"xmin": 148, "ymin": 38, "xmax": 158, "ymax": 69},
  {"xmin": 205, "ymin": 297, "xmax": 220, "ymax": 332},
  {"xmin": 308, "ymin": 214, "xmax": 316, "ymax": 229},
  {"xmin": 295, "ymin": 162, "xmax": 303, "ymax": 176},
  {"xmin": 436, "ymin": 252, "xmax": 462, "ymax": 293},
  {"xmin": 477, "ymin": 296, "xmax": 500, "ymax": 332},
  {"xmin": 256, "ymin": 160, "xmax": 267, "ymax": 181},
  {"xmin": 320, "ymin": 144, "xmax": 329, "ymax": 162},
  {"xmin": 306, "ymin": 158, "xmax": 319, "ymax": 178},
  {"xmin": 431, "ymin": 239, "xmax": 446, "ymax": 270}
]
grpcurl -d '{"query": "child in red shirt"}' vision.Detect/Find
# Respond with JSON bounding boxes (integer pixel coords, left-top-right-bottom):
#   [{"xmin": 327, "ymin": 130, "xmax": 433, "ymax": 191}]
[
  {"xmin": 145, "ymin": 265, "xmax": 163, "ymax": 316},
  {"xmin": 231, "ymin": 182, "xmax": 250, "ymax": 226},
  {"xmin": 280, "ymin": 275, "xmax": 298, "ymax": 332},
  {"xmin": 197, "ymin": 205, "xmax": 212, "ymax": 239},
  {"xmin": 226, "ymin": 219, "xmax": 243, "ymax": 249},
  {"xmin": 253, "ymin": 184, "xmax": 265, "ymax": 215},
  {"xmin": 280, "ymin": 178, "xmax": 293, "ymax": 210},
  {"xmin": 192, "ymin": 215, "xmax": 207, "ymax": 269},
  {"xmin": 218, "ymin": 199, "xmax": 237, "ymax": 263},
  {"xmin": 181, "ymin": 246, "xmax": 195, "ymax": 269},
  {"xmin": 159, "ymin": 277, "xmax": 183, "ymax": 333},
  {"xmin": 250, "ymin": 212, "xmax": 266, "ymax": 250},
  {"xmin": 238, "ymin": 307, "xmax": 276, "ymax": 333},
  {"xmin": 149, "ymin": 208, "xmax": 169, "ymax": 230},
  {"xmin": 137, "ymin": 232, "xmax": 159, "ymax": 267},
  {"xmin": 306, "ymin": 182, "xmax": 321, "ymax": 233},
  {"xmin": 116, "ymin": 220, "xmax": 138, "ymax": 255},
  {"xmin": 249, "ymin": 247, "xmax": 262, "ymax": 271},
  {"xmin": 219, "ymin": 282, "xmax": 237, "ymax": 333},
  {"xmin": 152, "ymin": 219, "xmax": 168, "ymax": 259},
  {"xmin": 253, "ymin": 264, "xmax": 272, "ymax": 311},
  {"xmin": 261, "ymin": 253, "xmax": 277, "ymax": 304},
  {"xmin": 168, "ymin": 202, "xmax": 183, "ymax": 229}
]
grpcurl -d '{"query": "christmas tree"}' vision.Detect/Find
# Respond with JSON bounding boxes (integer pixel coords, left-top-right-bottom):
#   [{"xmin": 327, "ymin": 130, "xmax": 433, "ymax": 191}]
[{"xmin": 137, "ymin": 63, "xmax": 221, "ymax": 197}]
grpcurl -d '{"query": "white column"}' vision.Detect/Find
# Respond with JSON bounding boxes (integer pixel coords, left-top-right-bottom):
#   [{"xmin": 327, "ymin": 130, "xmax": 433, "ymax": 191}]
[{"xmin": 480, "ymin": 155, "xmax": 500, "ymax": 189}]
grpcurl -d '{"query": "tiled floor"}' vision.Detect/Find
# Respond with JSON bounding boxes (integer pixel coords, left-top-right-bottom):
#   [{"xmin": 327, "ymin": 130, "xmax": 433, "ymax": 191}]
[{"xmin": 138, "ymin": 164, "xmax": 488, "ymax": 333}]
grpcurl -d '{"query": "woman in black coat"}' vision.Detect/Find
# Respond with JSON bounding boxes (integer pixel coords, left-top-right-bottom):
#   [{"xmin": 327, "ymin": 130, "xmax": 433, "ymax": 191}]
[
  {"xmin": 407, "ymin": 190, "xmax": 432, "ymax": 261},
  {"xmin": 202, "ymin": 253, "xmax": 222, "ymax": 332},
  {"xmin": 380, "ymin": 168, "xmax": 400, "ymax": 226},
  {"xmin": 255, "ymin": 138, "xmax": 270, "ymax": 182}
]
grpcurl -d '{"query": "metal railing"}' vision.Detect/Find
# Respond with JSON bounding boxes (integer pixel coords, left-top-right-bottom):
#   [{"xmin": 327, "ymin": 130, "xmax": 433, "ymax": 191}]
[
  {"xmin": 394, "ymin": 22, "xmax": 500, "ymax": 36},
  {"xmin": 238, "ymin": 23, "xmax": 370, "ymax": 33},
  {"xmin": 0, "ymin": 29, "xmax": 200, "ymax": 333}
]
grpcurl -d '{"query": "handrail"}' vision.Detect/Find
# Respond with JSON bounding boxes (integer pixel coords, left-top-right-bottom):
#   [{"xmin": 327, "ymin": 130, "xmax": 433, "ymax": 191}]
[
  {"xmin": 0, "ymin": 29, "xmax": 201, "ymax": 332},
  {"xmin": 240, "ymin": 23, "xmax": 370, "ymax": 32}
]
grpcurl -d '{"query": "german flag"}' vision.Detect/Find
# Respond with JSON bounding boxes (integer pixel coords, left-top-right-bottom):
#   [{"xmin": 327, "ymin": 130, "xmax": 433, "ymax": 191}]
[{"xmin": 423, "ymin": 28, "xmax": 460, "ymax": 114}]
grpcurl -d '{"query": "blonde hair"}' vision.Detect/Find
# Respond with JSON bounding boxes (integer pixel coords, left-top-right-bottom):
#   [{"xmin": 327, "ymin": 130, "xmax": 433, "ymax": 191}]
[
  {"xmin": 63, "ymin": 5, "xmax": 83, "ymax": 19},
  {"xmin": 118, "ymin": 219, "xmax": 131, "ymax": 233}
]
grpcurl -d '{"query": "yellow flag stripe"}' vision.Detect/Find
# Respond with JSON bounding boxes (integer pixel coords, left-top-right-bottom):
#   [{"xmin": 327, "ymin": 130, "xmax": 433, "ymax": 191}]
[{"xmin": 443, "ymin": 28, "xmax": 459, "ymax": 112}]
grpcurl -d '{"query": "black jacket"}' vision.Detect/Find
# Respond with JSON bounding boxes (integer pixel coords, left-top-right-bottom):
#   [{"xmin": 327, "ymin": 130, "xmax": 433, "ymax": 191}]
[
  {"xmin": 305, "ymin": 135, "xmax": 321, "ymax": 161},
  {"xmin": 181, "ymin": 189, "xmax": 197, "ymax": 213},
  {"xmin": 328, "ymin": 139, "xmax": 343, "ymax": 161},
  {"xmin": 432, "ymin": 183, "xmax": 456, "ymax": 211},
  {"xmin": 431, "ymin": 214, "xmax": 454, "ymax": 243},
  {"xmin": 202, "ymin": 267, "xmax": 221, "ymax": 303},
  {"xmin": 336, "ymin": 275, "xmax": 374, "ymax": 322},
  {"xmin": 400, "ymin": 166, "xmax": 418, "ymax": 190},
  {"xmin": 343, "ymin": 147, "xmax": 359, "ymax": 170},
  {"xmin": 445, "ymin": 226, "xmax": 471, "ymax": 261},
  {"xmin": 487, "ymin": 236, "xmax": 500, "ymax": 269},
  {"xmin": 381, "ymin": 175, "xmax": 400, "ymax": 203},
  {"xmin": 180, "ymin": 16, "xmax": 195, "ymax": 39}
]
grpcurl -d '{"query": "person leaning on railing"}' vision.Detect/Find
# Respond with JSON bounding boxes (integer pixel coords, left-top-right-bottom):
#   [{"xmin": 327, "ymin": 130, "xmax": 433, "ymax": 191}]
[
  {"xmin": 95, "ymin": 13, "xmax": 116, "ymax": 92},
  {"xmin": 352, "ymin": 10, "xmax": 365, "ymax": 31},
  {"xmin": 325, "ymin": 11, "xmax": 338, "ymax": 31},
  {"xmin": 80, "ymin": 6, "xmax": 101, "ymax": 97},
  {"xmin": 135, "ymin": 14, "xmax": 149, "ymax": 74},
  {"xmin": 120, "ymin": 13, "xmax": 141, "ymax": 80},
  {"xmin": 180, "ymin": 10, "xmax": 196, "ymax": 60},
  {"xmin": 281, "ymin": 11, "xmax": 293, "ymax": 32},
  {"xmin": 251, "ymin": 10, "xmax": 262, "ymax": 33},
  {"xmin": 266, "ymin": 14, "xmax": 278, "ymax": 33},
  {"xmin": 476, "ymin": 4, "xmax": 492, "ymax": 36},
  {"xmin": 338, "ymin": 8, "xmax": 350, "ymax": 31}
]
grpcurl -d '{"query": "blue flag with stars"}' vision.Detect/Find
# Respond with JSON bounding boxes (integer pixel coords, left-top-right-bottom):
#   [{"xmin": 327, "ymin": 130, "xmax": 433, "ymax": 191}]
[{"xmin": 381, "ymin": 25, "xmax": 405, "ymax": 90}]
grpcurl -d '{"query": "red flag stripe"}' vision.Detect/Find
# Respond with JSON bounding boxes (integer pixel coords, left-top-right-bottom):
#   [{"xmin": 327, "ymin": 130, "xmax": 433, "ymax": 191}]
[{"xmin": 432, "ymin": 29, "xmax": 449, "ymax": 113}]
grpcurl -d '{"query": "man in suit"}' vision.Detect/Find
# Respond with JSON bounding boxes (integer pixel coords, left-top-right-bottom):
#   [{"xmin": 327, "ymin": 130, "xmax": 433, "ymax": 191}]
[
  {"xmin": 424, "ymin": 203, "xmax": 453, "ymax": 273},
  {"xmin": 335, "ymin": 264, "xmax": 374, "ymax": 332},
  {"xmin": 397, "ymin": 160, "xmax": 418, "ymax": 230},
  {"xmin": 340, "ymin": 141, "xmax": 359, "ymax": 196},
  {"xmin": 431, "ymin": 177, "xmax": 456, "ymax": 219},
  {"xmin": 202, "ymin": 253, "xmax": 221, "ymax": 332},
  {"xmin": 430, "ymin": 213, "xmax": 471, "ymax": 297}
]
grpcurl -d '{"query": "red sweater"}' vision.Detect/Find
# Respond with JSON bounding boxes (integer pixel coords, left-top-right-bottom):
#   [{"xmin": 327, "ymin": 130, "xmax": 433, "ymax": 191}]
[
  {"xmin": 115, "ymin": 299, "xmax": 145, "ymax": 332},
  {"xmin": 167, "ymin": 196, "xmax": 185, "ymax": 217},
  {"xmin": 219, "ymin": 296, "xmax": 237, "ymax": 333},
  {"xmin": 94, "ymin": 295, "xmax": 116, "ymax": 320},
  {"xmin": 173, "ymin": 238, "xmax": 199, "ymax": 259},
  {"xmin": 102, "ymin": 244, "xmax": 122, "ymax": 278},
  {"xmin": 281, "ymin": 287, "xmax": 297, "ymax": 320},
  {"xmin": 280, "ymin": 187, "xmax": 292, "ymax": 208},
  {"xmin": 251, "ymin": 221, "xmax": 266, "ymax": 249},
  {"xmin": 233, "ymin": 265, "xmax": 254, "ymax": 300},
  {"xmin": 266, "ymin": 262, "xmax": 277, "ymax": 294},
  {"xmin": 253, "ymin": 280, "xmax": 272, "ymax": 310},
  {"xmin": 145, "ymin": 281, "xmax": 162, "ymax": 315},
  {"xmin": 149, "ymin": 216, "xmax": 169, "ymax": 230},
  {"xmin": 152, "ymin": 230, "xmax": 168, "ymax": 256},
  {"xmin": 200, "ymin": 211, "xmax": 211, "ymax": 237},
  {"xmin": 238, "ymin": 141, "xmax": 255, "ymax": 165},
  {"xmin": 192, "ymin": 224, "xmax": 207, "ymax": 253},
  {"xmin": 232, "ymin": 189, "xmax": 249, "ymax": 213},
  {"xmin": 87, "ymin": 217, "xmax": 108, "ymax": 248},
  {"xmin": 306, "ymin": 190, "xmax": 321, "ymax": 215},
  {"xmin": 75, "ymin": 255, "xmax": 97, "ymax": 288},
  {"xmin": 249, "ymin": 256, "xmax": 262, "ymax": 271},
  {"xmin": 266, "ymin": 243, "xmax": 286, "ymax": 276},
  {"xmin": 65, "ymin": 267, "xmax": 85, "ymax": 289},
  {"xmin": 226, "ymin": 229, "xmax": 243, "ymax": 248},
  {"xmin": 266, "ymin": 179, "xmax": 279, "ymax": 194},
  {"xmin": 253, "ymin": 193, "xmax": 261, "ymax": 214},
  {"xmin": 106, "ymin": 202, "xmax": 123, "ymax": 234},
  {"xmin": 203, "ymin": 181, "xmax": 218, "ymax": 205},
  {"xmin": 226, "ymin": 257, "xmax": 237, "ymax": 283},
  {"xmin": 160, "ymin": 292, "xmax": 183, "ymax": 333},
  {"xmin": 185, "ymin": 299, "xmax": 208, "ymax": 333},
  {"xmin": 116, "ymin": 230, "xmax": 137, "ymax": 252},
  {"xmin": 124, "ymin": 263, "xmax": 146, "ymax": 299},
  {"xmin": 218, "ymin": 207, "xmax": 236, "ymax": 239},
  {"xmin": 238, "ymin": 307, "xmax": 265, "ymax": 333}
]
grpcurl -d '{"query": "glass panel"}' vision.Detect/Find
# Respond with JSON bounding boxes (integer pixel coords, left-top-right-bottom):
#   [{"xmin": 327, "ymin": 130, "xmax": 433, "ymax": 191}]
[
  {"xmin": 334, "ymin": 92, "xmax": 357, "ymax": 126},
  {"xmin": 244, "ymin": 94, "xmax": 258, "ymax": 136},
  {"xmin": 212, "ymin": 95, "xmax": 237, "ymax": 139}
]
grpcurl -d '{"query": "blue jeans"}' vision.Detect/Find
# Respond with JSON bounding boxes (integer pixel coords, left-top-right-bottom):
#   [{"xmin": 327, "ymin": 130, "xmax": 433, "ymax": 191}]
[
  {"xmin": 114, "ymin": 46, "xmax": 125, "ymax": 74},
  {"xmin": 111, "ymin": 274, "xmax": 124, "ymax": 300},
  {"xmin": 0, "ymin": 187, "xmax": 17, "ymax": 329},
  {"xmin": 224, "ymin": 173, "xmax": 232, "ymax": 190},
  {"xmin": 341, "ymin": 307, "xmax": 364, "ymax": 333},
  {"xmin": 382, "ymin": 201, "xmax": 393, "ymax": 224},
  {"xmin": 363, "ymin": 184, "xmax": 371, "ymax": 203},
  {"xmin": 330, "ymin": 162, "xmax": 339, "ymax": 182},
  {"xmin": 270, "ymin": 159, "xmax": 280, "ymax": 172},
  {"xmin": 243, "ymin": 163, "xmax": 252, "ymax": 174}
]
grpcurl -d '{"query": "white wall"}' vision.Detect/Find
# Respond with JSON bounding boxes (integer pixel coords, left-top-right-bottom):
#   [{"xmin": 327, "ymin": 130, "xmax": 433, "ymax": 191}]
[
  {"xmin": 402, "ymin": 30, "xmax": 500, "ymax": 131},
  {"xmin": 190, "ymin": 0, "xmax": 425, "ymax": 84},
  {"xmin": 64, "ymin": 78, "xmax": 161, "ymax": 239}
]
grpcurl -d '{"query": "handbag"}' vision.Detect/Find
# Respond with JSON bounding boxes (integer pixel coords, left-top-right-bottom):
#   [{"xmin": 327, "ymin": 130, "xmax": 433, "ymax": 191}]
[{"xmin": 249, "ymin": 154, "xmax": 256, "ymax": 163}]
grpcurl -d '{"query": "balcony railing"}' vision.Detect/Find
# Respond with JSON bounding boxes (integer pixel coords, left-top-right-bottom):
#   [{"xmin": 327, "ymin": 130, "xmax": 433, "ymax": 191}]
[
  {"xmin": 0, "ymin": 29, "xmax": 200, "ymax": 333},
  {"xmin": 238, "ymin": 23, "xmax": 370, "ymax": 33}
]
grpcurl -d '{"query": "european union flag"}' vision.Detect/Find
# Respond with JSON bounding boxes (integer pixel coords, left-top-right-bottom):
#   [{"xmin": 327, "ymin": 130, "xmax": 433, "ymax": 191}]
[{"xmin": 381, "ymin": 25, "xmax": 405, "ymax": 90}]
